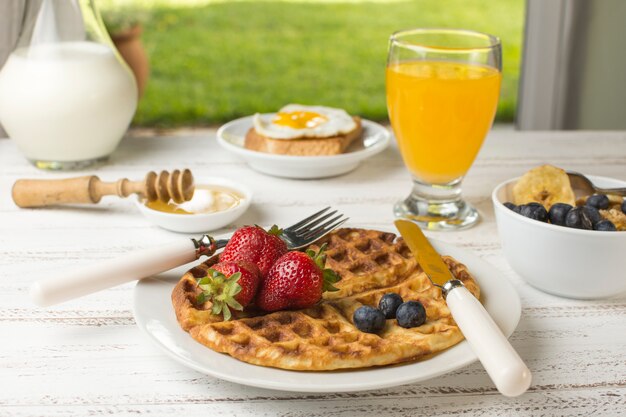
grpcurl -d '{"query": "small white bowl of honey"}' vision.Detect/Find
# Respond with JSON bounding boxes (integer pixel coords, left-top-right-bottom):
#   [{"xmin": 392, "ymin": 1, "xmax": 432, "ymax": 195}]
[{"xmin": 135, "ymin": 177, "xmax": 252, "ymax": 233}]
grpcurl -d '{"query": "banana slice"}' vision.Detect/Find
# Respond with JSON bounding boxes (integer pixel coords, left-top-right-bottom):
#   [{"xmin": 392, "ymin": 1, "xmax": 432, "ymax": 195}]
[{"xmin": 513, "ymin": 165, "xmax": 576, "ymax": 209}]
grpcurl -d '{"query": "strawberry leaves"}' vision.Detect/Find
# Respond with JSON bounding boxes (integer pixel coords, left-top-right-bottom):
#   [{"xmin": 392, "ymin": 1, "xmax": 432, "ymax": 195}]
[
  {"xmin": 267, "ymin": 224, "xmax": 283, "ymax": 236},
  {"xmin": 252, "ymin": 224, "xmax": 283, "ymax": 237},
  {"xmin": 322, "ymin": 268, "xmax": 341, "ymax": 292},
  {"xmin": 306, "ymin": 243, "xmax": 341, "ymax": 293},
  {"xmin": 196, "ymin": 269, "xmax": 244, "ymax": 321}
]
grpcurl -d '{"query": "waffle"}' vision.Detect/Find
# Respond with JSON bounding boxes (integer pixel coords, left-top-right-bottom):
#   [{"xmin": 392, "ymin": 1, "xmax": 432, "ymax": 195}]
[{"xmin": 172, "ymin": 228, "xmax": 480, "ymax": 371}]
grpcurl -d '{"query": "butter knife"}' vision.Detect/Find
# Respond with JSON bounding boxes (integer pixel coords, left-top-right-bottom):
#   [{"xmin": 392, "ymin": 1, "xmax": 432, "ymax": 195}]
[{"xmin": 395, "ymin": 219, "xmax": 531, "ymax": 397}]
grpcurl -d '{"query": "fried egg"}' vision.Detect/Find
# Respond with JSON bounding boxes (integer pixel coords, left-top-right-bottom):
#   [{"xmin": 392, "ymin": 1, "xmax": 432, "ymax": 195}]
[{"xmin": 253, "ymin": 104, "xmax": 357, "ymax": 140}]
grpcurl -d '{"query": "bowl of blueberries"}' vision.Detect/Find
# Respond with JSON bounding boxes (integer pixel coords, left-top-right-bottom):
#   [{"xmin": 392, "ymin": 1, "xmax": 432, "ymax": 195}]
[{"xmin": 492, "ymin": 172, "xmax": 626, "ymax": 299}]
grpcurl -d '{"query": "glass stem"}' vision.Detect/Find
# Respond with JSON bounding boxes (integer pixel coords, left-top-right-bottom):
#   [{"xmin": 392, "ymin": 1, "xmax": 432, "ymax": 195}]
[
  {"xmin": 393, "ymin": 176, "xmax": 479, "ymax": 230},
  {"xmin": 410, "ymin": 177, "xmax": 463, "ymax": 203}
]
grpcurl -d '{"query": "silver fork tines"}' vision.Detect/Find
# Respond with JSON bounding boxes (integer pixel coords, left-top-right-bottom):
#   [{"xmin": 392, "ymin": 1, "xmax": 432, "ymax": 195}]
[
  {"xmin": 283, "ymin": 206, "xmax": 331, "ymax": 233},
  {"xmin": 281, "ymin": 207, "xmax": 348, "ymax": 249},
  {"xmin": 291, "ymin": 209, "xmax": 338, "ymax": 234},
  {"xmin": 210, "ymin": 207, "xmax": 348, "ymax": 253},
  {"xmin": 299, "ymin": 214, "xmax": 347, "ymax": 240}
]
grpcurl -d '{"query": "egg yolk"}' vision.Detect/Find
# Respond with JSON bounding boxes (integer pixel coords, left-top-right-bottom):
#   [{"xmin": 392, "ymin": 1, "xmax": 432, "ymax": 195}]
[{"xmin": 272, "ymin": 111, "xmax": 328, "ymax": 129}]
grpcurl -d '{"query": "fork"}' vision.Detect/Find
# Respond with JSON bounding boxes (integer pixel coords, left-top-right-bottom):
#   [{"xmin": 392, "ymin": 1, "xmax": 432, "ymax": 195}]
[{"xmin": 30, "ymin": 207, "xmax": 348, "ymax": 307}]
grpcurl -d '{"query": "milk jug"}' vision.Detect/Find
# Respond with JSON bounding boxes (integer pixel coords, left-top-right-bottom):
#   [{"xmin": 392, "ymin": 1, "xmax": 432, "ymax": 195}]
[{"xmin": 0, "ymin": 0, "xmax": 138, "ymax": 169}]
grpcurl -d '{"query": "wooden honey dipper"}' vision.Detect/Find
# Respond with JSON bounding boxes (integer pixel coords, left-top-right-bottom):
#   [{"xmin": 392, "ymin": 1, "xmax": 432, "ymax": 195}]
[{"xmin": 12, "ymin": 169, "xmax": 195, "ymax": 208}]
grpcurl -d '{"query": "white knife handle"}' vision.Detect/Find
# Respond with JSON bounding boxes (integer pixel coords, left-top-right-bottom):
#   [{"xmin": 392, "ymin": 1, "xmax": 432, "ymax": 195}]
[
  {"xmin": 30, "ymin": 239, "xmax": 198, "ymax": 307},
  {"xmin": 445, "ymin": 282, "xmax": 532, "ymax": 397}
]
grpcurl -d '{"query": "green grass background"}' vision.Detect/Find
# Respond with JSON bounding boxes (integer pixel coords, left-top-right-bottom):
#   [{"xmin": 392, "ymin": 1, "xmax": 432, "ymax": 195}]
[{"xmin": 103, "ymin": 0, "xmax": 524, "ymax": 127}]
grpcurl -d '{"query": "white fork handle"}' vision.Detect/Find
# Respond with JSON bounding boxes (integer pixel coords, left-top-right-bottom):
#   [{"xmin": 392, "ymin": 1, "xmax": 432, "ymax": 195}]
[
  {"xmin": 30, "ymin": 239, "xmax": 198, "ymax": 307},
  {"xmin": 446, "ymin": 285, "xmax": 532, "ymax": 397}
]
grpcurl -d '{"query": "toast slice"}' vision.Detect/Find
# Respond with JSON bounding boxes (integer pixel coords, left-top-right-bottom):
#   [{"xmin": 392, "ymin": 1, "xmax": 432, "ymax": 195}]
[{"xmin": 244, "ymin": 116, "xmax": 363, "ymax": 156}]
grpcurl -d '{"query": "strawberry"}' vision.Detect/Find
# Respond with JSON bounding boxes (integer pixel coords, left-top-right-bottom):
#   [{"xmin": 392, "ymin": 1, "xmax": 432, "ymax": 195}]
[
  {"xmin": 196, "ymin": 261, "xmax": 260, "ymax": 320},
  {"xmin": 219, "ymin": 225, "xmax": 288, "ymax": 278},
  {"xmin": 256, "ymin": 244, "xmax": 341, "ymax": 312}
]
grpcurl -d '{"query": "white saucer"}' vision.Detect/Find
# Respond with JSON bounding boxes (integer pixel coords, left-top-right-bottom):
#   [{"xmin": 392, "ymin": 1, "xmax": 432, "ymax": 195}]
[
  {"xmin": 216, "ymin": 115, "xmax": 391, "ymax": 179},
  {"xmin": 133, "ymin": 233, "xmax": 522, "ymax": 392}
]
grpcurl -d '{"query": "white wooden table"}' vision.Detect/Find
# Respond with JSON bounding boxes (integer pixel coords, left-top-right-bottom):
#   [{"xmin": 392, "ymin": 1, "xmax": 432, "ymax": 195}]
[{"xmin": 1, "ymin": 128, "xmax": 625, "ymax": 416}]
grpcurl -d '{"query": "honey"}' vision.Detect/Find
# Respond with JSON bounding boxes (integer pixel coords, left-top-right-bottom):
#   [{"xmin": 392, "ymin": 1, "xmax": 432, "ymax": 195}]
[{"xmin": 145, "ymin": 185, "xmax": 242, "ymax": 215}]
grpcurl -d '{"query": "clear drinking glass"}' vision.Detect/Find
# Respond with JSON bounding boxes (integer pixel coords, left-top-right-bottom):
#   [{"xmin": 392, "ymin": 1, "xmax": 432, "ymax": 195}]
[
  {"xmin": 386, "ymin": 29, "xmax": 502, "ymax": 230},
  {"xmin": 0, "ymin": 0, "xmax": 137, "ymax": 170}
]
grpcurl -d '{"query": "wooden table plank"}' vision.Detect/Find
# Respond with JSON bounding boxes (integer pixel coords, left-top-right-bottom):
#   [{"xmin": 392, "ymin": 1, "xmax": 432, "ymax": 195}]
[{"xmin": 1, "ymin": 128, "xmax": 625, "ymax": 416}]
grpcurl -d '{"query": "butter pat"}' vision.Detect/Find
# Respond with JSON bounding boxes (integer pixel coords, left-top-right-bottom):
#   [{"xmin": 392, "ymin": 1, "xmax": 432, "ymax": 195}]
[{"xmin": 145, "ymin": 185, "xmax": 242, "ymax": 215}]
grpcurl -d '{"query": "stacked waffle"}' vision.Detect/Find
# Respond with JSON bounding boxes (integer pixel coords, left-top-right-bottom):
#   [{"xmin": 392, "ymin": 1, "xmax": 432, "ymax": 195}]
[{"xmin": 172, "ymin": 228, "xmax": 480, "ymax": 371}]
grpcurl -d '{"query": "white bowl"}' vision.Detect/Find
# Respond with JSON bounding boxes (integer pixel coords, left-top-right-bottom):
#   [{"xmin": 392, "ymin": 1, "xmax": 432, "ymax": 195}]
[
  {"xmin": 492, "ymin": 175, "xmax": 626, "ymax": 299},
  {"xmin": 135, "ymin": 177, "xmax": 252, "ymax": 234},
  {"xmin": 216, "ymin": 115, "xmax": 391, "ymax": 179}
]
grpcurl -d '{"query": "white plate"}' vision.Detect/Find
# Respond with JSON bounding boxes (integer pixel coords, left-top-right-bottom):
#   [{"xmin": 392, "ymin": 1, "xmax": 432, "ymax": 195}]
[
  {"xmin": 133, "ymin": 232, "xmax": 522, "ymax": 393},
  {"xmin": 216, "ymin": 115, "xmax": 391, "ymax": 179}
]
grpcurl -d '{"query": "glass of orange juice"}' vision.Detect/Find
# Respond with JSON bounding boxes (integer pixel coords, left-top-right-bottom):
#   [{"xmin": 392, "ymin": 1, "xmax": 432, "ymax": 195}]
[{"xmin": 386, "ymin": 29, "xmax": 502, "ymax": 230}]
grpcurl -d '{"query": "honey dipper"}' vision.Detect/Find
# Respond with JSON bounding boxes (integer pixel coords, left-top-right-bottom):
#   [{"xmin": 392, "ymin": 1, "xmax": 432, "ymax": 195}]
[{"xmin": 12, "ymin": 169, "xmax": 195, "ymax": 208}]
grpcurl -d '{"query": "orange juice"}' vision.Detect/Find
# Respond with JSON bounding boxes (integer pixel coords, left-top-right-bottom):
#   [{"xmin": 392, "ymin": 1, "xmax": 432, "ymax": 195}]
[{"xmin": 386, "ymin": 61, "xmax": 501, "ymax": 184}]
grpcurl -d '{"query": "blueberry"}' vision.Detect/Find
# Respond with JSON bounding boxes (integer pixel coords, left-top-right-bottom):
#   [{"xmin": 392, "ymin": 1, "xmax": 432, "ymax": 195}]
[
  {"xmin": 622, "ymin": 199, "xmax": 626, "ymax": 214},
  {"xmin": 353, "ymin": 306, "xmax": 386, "ymax": 334},
  {"xmin": 378, "ymin": 293, "xmax": 403, "ymax": 319},
  {"xmin": 503, "ymin": 202, "xmax": 517, "ymax": 211},
  {"xmin": 396, "ymin": 301, "xmax": 426, "ymax": 328},
  {"xmin": 520, "ymin": 202, "xmax": 548, "ymax": 222},
  {"xmin": 582, "ymin": 206, "xmax": 602, "ymax": 225},
  {"xmin": 548, "ymin": 203, "xmax": 573, "ymax": 226},
  {"xmin": 594, "ymin": 220, "xmax": 617, "ymax": 231},
  {"xmin": 565, "ymin": 207, "xmax": 593, "ymax": 230},
  {"xmin": 586, "ymin": 194, "xmax": 609, "ymax": 210},
  {"xmin": 525, "ymin": 202, "xmax": 544, "ymax": 210}
]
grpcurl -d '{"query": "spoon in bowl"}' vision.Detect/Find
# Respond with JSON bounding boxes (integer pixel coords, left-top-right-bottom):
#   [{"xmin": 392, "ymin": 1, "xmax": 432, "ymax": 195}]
[{"xmin": 567, "ymin": 171, "xmax": 626, "ymax": 197}]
